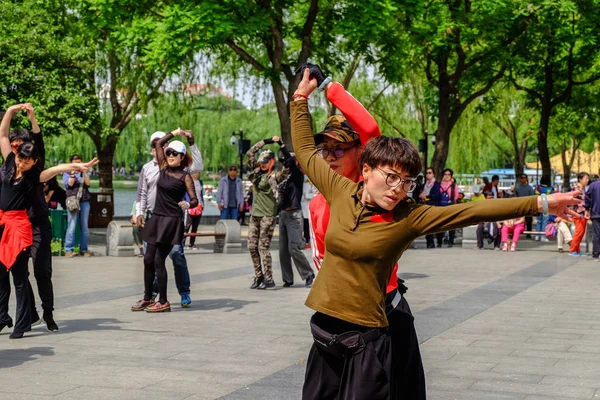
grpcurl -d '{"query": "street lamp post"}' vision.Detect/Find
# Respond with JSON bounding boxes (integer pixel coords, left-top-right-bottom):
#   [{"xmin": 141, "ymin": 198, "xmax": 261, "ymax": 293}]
[
  {"xmin": 230, "ymin": 129, "xmax": 250, "ymax": 179},
  {"xmin": 534, "ymin": 147, "xmax": 539, "ymax": 186},
  {"xmin": 418, "ymin": 130, "xmax": 436, "ymax": 170}
]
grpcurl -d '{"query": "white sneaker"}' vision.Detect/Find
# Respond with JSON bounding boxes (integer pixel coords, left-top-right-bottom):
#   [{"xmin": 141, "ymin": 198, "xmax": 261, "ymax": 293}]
[
  {"xmin": 510, "ymin": 243, "xmax": 516, "ymax": 252},
  {"xmin": 541, "ymin": 237, "xmax": 549, "ymax": 243},
  {"xmin": 501, "ymin": 243, "xmax": 508, "ymax": 252}
]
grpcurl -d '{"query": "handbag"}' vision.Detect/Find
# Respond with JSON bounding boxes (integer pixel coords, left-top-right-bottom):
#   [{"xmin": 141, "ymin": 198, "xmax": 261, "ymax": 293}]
[
  {"xmin": 545, "ymin": 222, "xmax": 557, "ymax": 238},
  {"xmin": 66, "ymin": 183, "xmax": 84, "ymax": 212}
]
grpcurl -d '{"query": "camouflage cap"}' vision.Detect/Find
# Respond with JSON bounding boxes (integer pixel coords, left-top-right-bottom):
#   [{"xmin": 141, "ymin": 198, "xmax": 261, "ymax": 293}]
[
  {"xmin": 257, "ymin": 149, "xmax": 275, "ymax": 164},
  {"xmin": 314, "ymin": 115, "xmax": 360, "ymax": 144}
]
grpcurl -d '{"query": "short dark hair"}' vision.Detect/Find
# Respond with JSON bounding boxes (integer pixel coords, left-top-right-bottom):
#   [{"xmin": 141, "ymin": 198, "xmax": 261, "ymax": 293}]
[
  {"xmin": 578, "ymin": 172, "xmax": 589, "ymax": 182},
  {"xmin": 359, "ymin": 136, "xmax": 422, "ymax": 177},
  {"xmin": 70, "ymin": 154, "xmax": 82, "ymax": 162},
  {"xmin": 426, "ymin": 167, "xmax": 435, "ymax": 175},
  {"xmin": 9, "ymin": 128, "xmax": 31, "ymax": 144},
  {"xmin": 16, "ymin": 142, "xmax": 39, "ymax": 161},
  {"xmin": 443, "ymin": 168, "xmax": 453, "ymax": 177},
  {"xmin": 492, "ymin": 174, "xmax": 499, "ymax": 182},
  {"xmin": 521, "ymin": 173, "xmax": 528, "ymax": 178}
]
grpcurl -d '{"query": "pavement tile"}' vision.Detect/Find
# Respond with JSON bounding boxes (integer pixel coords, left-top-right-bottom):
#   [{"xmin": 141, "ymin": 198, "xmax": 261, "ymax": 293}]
[{"xmin": 470, "ymin": 380, "xmax": 595, "ymax": 399}]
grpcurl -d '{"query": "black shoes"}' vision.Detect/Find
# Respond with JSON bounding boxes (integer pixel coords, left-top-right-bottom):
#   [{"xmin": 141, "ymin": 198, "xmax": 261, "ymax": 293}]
[
  {"xmin": 9, "ymin": 331, "xmax": 24, "ymax": 339},
  {"xmin": 283, "ymin": 282, "xmax": 294, "ymax": 288},
  {"xmin": 305, "ymin": 274, "xmax": 315, "ymax": 288},
  {"xmin": 43, "ymin": 312, "xmax": 59, "ymax": 332},
  {"xmin": 250, "ymin": 276, "xmax": 264, "ymax": 289},
  {"xmin": 257, "ymin": 279, "xmax": 276, "ymax": 290},
  {"xmin": 0, "ymin": 321, "xmax": 13, "ymax": 333}
]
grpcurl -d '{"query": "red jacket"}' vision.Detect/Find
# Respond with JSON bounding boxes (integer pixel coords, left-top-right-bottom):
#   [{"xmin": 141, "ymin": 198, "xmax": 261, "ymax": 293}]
[
  {"xmin": 0, "ymin": 210, "xmax": 33, "ymax": 270},
  {"xmin": 308, "ymin": 82, "xmax": 399, "ymax": 294}
]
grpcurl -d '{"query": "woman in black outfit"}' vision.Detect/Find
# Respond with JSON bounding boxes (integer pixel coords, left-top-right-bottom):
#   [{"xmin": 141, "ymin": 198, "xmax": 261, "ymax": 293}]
[
  {"xmin": 0, "ymin": 103, "xmax": 97, "ymax": 338},
  {"xmin": 133, "ymin": 129, "xmax": 198, "ymax": 313}
]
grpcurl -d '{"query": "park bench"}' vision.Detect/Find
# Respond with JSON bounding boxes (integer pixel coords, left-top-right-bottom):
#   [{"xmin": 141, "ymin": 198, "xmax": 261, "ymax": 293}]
[{"xmin": 106, "ymin": 219, "xmax": 242, "ymax": 256}]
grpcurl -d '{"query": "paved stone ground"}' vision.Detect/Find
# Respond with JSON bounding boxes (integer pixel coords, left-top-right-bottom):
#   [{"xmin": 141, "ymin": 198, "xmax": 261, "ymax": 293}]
[{"xmin": 1, "ymin": 239, "xmax": 600, "ymax": 399}]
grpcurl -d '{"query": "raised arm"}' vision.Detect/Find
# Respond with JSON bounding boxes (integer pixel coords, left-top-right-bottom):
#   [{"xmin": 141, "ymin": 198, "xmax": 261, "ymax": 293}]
[
  {"xmin": 290, "ymin": 69, "xmax": 355, "ymax": 203},
  {"xmin": 25, "ymin": 104, "xmax": 44, "ymax": 167},
  {"xmin": 181, "ymin": 129, "xmax": 204, "ymax": 173},
  {"xmin": 246, "ymin": 139, "xmax": 270, "ymax": 167},
  {"xmin": 156, "ymin": 131, "xmax": 175, "ymax": 168},
  {"xmin": 0, "ymin": 104, "xmax": 26, "ymax": 159},
  {"xmin": 326, "ymin": 82, "xmax": 380, "ymax": 145},
  {"xmin": 40, "ymin": 158, "xmax": 99, "ymax": 183}
]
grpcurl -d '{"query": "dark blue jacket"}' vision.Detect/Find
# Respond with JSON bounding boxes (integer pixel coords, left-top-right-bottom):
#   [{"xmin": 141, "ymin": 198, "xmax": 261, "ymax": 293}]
[
  {"xmin": 424, "ymin": 181, "xmax": 442, "ymax": 206},
  {"xmin": 586, "ymin": 180, "xmax": 600, "ymax": 219}
]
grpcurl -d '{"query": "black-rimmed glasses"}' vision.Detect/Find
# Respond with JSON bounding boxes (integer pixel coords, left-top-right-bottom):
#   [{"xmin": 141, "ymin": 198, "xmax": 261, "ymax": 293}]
[
  {"xmin": 165, "ymin": 149, "xmax": 180, "ymax": 157},
  {"xmin": 376, "ymin": 168, "xmax": 417, "ymax": 193}
]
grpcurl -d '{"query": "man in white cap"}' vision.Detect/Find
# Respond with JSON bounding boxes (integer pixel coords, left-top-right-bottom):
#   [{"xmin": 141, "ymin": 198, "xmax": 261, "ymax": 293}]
[{"xmin": 136, "ymin": 129, "xmax": 204, "ymax": 307}]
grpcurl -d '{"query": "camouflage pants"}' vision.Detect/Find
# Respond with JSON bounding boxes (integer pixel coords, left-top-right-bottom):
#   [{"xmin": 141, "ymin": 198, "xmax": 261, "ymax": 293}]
[{"xmin": 248, "ymin": 215, "xmax": 276, "ymax": 281}]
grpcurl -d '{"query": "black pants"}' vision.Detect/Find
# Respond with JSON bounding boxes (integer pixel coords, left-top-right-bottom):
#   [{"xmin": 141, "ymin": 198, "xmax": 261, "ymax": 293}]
[
  {"xmin": 525, "ymin": 216, "xmax": 533, "ymax": 234},
  {"xmin": 144, "ymin": 243, "xmax": 172, "ymax": 304},
  {"xmin": 185, "ymin": 215, "xmax": 202, "ymax": 246},
  {"xmin": 303, "ymin": 313, "xmax": 392, "ymax": 400},
  {"xmin": 386, "ymin": 288, "xmax": 426, "ymax": 399},
  {"xmin": 436, "ymin": 230, "xmax": 455, "ymax": 245},
  {"xmin": 0, "ymin": 250, "xmax": 32, "ymax": 334},
  {"xmin": 304, "ymin": 218, "xmax": 310, "ymax": 244},
  {"xmin": 592, "ymin": 218, "xmax": 600, "ymax": 258},
  {"xmin": 425, "ymin": 234, "xmax": 435, "ymax": 247},
  {"xmin": 28, "ymin": 220, "xmax": 54, "ymax": 316}
]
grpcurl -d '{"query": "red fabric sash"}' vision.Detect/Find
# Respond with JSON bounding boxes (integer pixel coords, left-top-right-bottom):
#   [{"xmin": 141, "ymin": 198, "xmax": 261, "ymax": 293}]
[{"xmin": 0, "ymin": 210, "xmax": 33, "ymax": 270}]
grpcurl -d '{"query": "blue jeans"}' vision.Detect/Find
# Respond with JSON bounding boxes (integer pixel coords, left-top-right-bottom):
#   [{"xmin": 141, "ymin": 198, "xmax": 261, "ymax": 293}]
[
  {"xmin": 536, "ymin": 213, "xmax": 549, "ymax": 238},
  {"xmin": 220, "ymin": 207, "xmax": 239, "ymax": 220},
  {"xmin": 65, "ymin": 201, "xmax": 90, "ymax": 253}
]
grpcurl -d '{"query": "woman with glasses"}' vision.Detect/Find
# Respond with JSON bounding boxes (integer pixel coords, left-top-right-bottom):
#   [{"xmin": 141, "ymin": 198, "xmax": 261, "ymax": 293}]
[
  {"xmin": 133, "ymin": 129, "xmax": 198, "ymax": 313},
  {"xmin": 291, "ymin": 68, "xmax": 582, "ymax": 399},
  {"xmin": 437, "ymin": 168, "xmax": 460, "ymax": 247}
]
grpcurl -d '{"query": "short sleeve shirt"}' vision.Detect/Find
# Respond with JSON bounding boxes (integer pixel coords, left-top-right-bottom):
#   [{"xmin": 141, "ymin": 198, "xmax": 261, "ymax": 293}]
[{"xmin": 0, "ymin": 152, "xmax": 41, "ymax": 211}]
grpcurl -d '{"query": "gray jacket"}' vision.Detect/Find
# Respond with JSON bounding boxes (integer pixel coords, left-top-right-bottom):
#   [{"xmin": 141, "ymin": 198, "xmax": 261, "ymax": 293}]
[{"xmin": 216, "ymin": 176, "xmax": 244, "ymax": 208}]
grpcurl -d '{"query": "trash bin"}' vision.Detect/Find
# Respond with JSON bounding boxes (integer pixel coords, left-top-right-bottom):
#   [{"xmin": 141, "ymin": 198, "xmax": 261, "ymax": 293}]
[
  {"xmin": 89, "ymin": 190, "xmax": 114, "ymax": 228},
  {"xmin": 49, "ymin": 209, "xmax": 80, "ymax": 247}
]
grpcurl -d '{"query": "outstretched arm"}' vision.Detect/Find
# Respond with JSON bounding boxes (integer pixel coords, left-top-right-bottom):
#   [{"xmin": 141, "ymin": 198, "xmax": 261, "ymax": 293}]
[
  {"xmin": 40, "ymin": 158, "xmax": 99, "ymax": 183},
  {"xmin": 0, "ymin": 104, "xmax": 26, "ymax": 159}
]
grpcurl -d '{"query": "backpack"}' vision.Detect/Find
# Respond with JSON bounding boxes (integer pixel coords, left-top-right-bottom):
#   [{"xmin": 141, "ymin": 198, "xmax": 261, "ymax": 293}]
[{"xmin": 545, "ymin": 222, "xmax": 556, "ymax": 238}]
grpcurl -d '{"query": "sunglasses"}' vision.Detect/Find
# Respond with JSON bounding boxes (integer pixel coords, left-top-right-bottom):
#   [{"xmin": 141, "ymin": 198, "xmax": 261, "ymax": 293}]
[
  {"xmin": 165, "ymin": 149, "xmax": 180, "ymax": 157},
  {"xmin": 229, "ymin": 168, "xmax": 238, "ymax": 171},
  {"xmin": 316, "ymin": 145, "xmax": 356, "ymax": 159}
]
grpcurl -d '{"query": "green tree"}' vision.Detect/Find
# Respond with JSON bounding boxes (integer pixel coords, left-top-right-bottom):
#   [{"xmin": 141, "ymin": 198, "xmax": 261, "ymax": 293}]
[
  {"xmin": 509, "ymin": 0, "xmax": 600, "ymax": 180},
  {"xmin": 360, "ymin": 0, "xmax": 532, "ymax": 179}
]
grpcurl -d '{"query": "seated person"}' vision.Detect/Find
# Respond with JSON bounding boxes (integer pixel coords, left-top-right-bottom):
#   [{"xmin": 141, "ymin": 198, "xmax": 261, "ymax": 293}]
[
  {"xmin": 554, "ymin": 216, "xmax": 572, "ymax": 253},
  {"xmin": 500, "ymin": 217, "xmax": 526, "ymax": 252}
]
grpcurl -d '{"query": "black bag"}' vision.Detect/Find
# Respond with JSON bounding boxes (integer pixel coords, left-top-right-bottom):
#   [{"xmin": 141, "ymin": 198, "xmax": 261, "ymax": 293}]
[{"xmin": 310, "ymin": 314, "xmax": 383, "ymax": 358}]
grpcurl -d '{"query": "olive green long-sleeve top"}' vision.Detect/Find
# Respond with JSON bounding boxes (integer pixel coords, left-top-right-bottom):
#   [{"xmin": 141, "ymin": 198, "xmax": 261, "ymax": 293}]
[{"xmin": 290, "ymin": 99, "xmax": 539, "ymax": 328}]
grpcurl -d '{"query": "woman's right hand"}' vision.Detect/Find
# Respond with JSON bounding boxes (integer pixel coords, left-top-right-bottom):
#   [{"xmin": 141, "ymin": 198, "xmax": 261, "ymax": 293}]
[
  {"xmin": 136, "ymin": 215, "xmax": 145, "ymax": 228},
  {"xmin": 294, "ymin": 68, "xmax": 318, "ymax": 98}
]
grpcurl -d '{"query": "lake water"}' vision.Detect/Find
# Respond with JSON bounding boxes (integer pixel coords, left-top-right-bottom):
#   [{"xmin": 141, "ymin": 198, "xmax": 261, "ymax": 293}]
[{"xmin": 112, "ymin": 187, "xmax": 220, "ymax": 217}]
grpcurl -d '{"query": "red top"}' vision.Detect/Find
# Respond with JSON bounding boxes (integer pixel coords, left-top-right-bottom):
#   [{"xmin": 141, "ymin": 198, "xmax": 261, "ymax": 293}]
[
  {"xmin": 0, "ymin": 210, "xmax": 33, "ymax": 270},
  {"xmin": 308, "ymin": 82, "xmax": 399, "ymax": 293}
]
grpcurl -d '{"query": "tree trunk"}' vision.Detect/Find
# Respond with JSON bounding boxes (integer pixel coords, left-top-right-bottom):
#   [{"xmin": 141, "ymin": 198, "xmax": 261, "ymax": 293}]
[
  {"xmin": 431, "ymin": 87, "xmax": 452, "ymax": 181},
  {"xmin": 89, "ymin": 131, "xmax": 117, "ymax": 192},
  {"xmin": 538, "ymin": 105, "xmax": 552, "ymax": 181},
  {"xmin": 271, "ymin": 81, "xmax": 292, "ymax": 147}
]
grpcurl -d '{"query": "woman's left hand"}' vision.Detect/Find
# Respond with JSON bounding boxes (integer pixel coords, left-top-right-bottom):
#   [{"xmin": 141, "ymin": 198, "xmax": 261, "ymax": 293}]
[
  {"xmin": 543, "ymin": 191, "xmax": 583, "ymax": 220},
  {"xmin": 178, "ymin": 201, "xmax": 190, "ymax": 211},
  {"xmin": 294, "ymin": 68, "xmax": 318, "ymax": 98}
]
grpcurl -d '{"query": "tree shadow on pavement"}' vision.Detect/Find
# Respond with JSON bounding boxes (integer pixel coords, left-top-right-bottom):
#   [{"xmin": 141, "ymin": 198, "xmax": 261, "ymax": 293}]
[
  {"xmin": 185, "ymin": 298, "xmax": 258, "ymax": 312},
  {"xmin": 398, "ymin": 272, "xmax": 429, "ymax": 280},
  {"xmin": 0, "ymin": 346, "xmax": 55, "ymax": 369}
]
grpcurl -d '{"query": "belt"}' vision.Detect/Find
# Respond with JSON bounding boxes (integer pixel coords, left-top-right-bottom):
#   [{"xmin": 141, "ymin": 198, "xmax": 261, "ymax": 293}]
[{"xmin": 284, "ymin": 207, "xmax": 299, "ymax": 211}]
